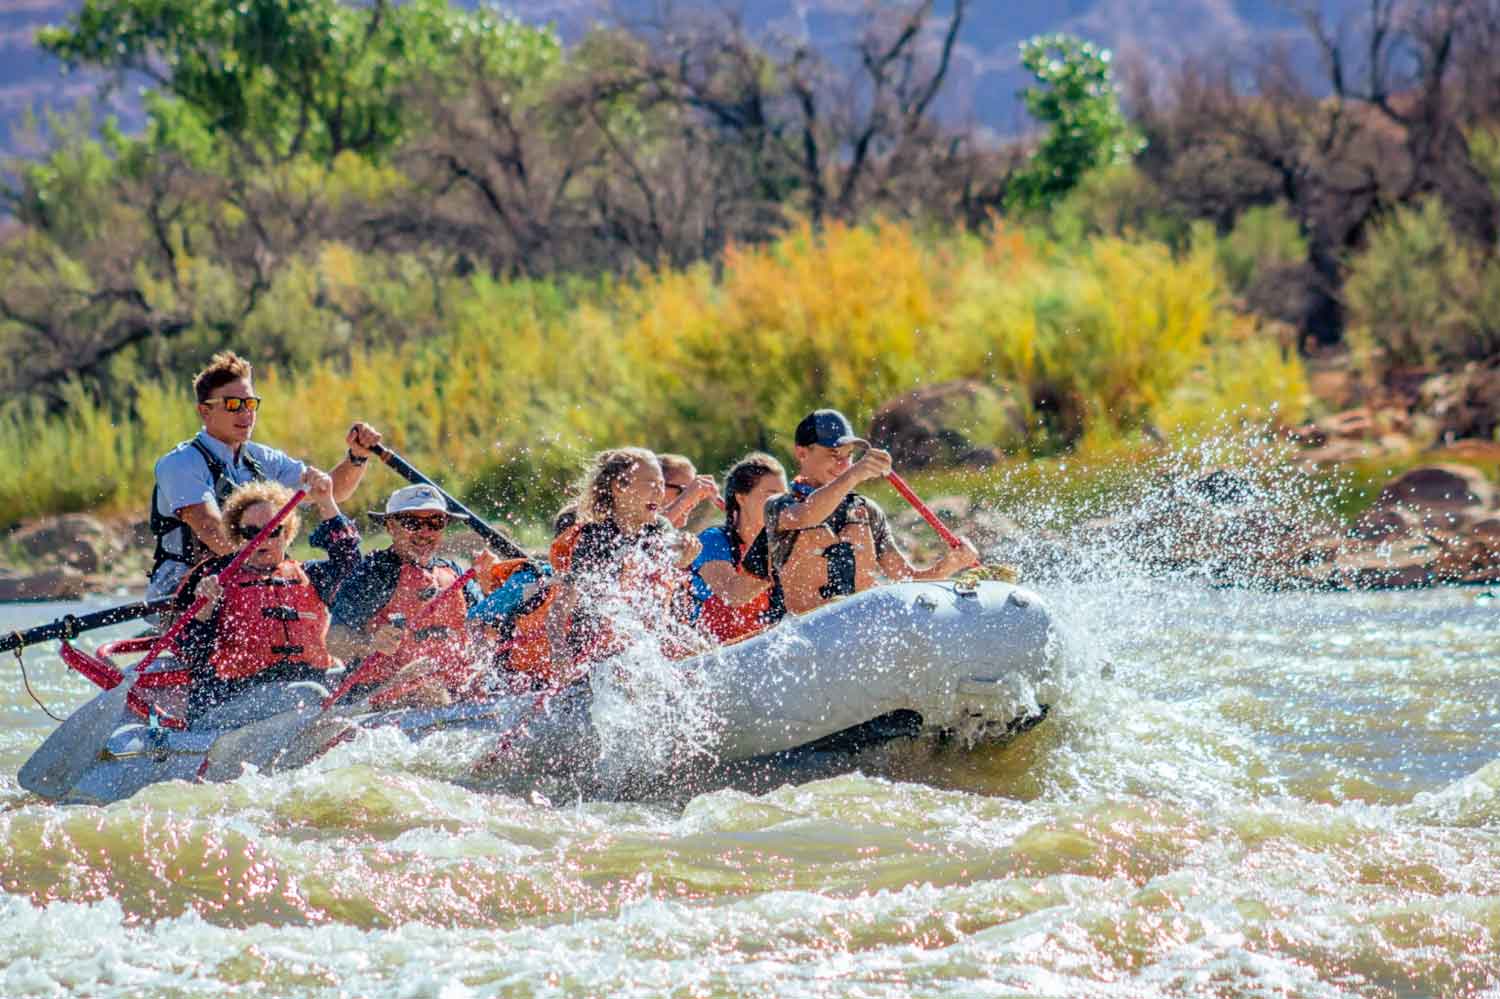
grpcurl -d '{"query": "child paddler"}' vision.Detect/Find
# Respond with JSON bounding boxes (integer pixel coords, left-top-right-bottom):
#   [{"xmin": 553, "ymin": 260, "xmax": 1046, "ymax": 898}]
[
  {"xmin": 173, "ymin": 473, "xmax": 360, "ymax": 719},
  {"xmin": 544, "ymin": 448, "xmax": 703, "ymax": 679},
  {"xmin": 325, "ymin": 485, "xmax": 495, "ymax": 705},
  {"xmin": 690, "ymin": 452, "xmax": 788, "ymax": 643},
  {"xmin": 766, "ymin": 409, "xmax": 980, "ymax": 615},
  {"xmin": 146, "ymin": 350, "xmax": 382, "ymax": 603}
]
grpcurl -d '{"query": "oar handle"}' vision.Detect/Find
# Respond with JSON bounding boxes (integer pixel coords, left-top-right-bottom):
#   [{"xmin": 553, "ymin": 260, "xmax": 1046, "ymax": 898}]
[
  {"xmin": 1, "ymin": 597, "xmax": 177, "ymax": 654},
  {"xmin": 886, "ymin": 472, "xmax": 963, "ymax": 549},
  {"xmin": 133, "ymin": 488, "xmax": 308, "ymax": 675},
  {"xmin": 370, "ymin": 444, "xmax": 527, "ymax": 559}
]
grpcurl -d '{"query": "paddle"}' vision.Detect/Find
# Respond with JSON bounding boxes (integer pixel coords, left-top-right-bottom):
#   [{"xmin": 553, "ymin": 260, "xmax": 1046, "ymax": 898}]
[
  {"xmin": 2, "ymin": 598, "xmax": 176, "ymax": 655},
  {"xmin": 369, "ymin": 444, "xmax": 527, "ymax": 559},
  {"xmin": 17, "ymin": 490, "xmax": 306, "ymax": 800}
]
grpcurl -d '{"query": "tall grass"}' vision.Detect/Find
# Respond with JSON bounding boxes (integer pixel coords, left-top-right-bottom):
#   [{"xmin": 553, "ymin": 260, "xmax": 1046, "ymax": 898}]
[{"xmin": 0, "ymin": 219, "xmax": 1305, "ymax": 527}]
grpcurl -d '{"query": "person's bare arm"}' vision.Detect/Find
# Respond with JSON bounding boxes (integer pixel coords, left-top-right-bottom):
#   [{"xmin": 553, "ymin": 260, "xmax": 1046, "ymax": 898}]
[
  {"xmin": 877, "ymin": 538, "xmax": 980, "ymax": 582},
  {"xmin": 663, "ymin": 476, "xmax": 721, "ymax": 528},
  {"xmin": 698, "ymin": 561, "xmax": 773, "ymax": 607},
  {"xmin": 329, "ymin": 422, "xmax": 383, "ymax": 503},
  {"xmin": 176, "ymin": 502, "xmax": 237, "ymax": 557},
  {"xmin": 774, "ymin": 450, "xmax": 892, "ymax": 531}
]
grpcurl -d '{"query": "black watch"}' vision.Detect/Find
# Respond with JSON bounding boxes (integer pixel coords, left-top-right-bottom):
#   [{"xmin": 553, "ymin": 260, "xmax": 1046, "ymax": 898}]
[{"xmin": 346, "ymin": 448, "xmax": 369, "ymax": 466}]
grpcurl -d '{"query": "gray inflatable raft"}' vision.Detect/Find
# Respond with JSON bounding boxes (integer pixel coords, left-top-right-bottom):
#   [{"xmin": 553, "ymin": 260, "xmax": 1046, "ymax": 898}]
[{"xmin": 24, "ymin": 580, "xmax": 1058, "ymax": 804}]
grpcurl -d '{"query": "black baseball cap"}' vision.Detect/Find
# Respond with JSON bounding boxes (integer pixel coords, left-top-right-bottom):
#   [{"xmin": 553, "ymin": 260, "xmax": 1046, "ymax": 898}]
[{"xmin": 794, "ymin": 409, "xmax": 868, "ymax": 448}]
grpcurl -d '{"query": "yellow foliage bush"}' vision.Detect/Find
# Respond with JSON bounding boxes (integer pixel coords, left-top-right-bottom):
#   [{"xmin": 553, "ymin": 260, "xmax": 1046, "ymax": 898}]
[{"xmin": 0, "ymin": 219, "xmax": 1306, "ymax": 527}]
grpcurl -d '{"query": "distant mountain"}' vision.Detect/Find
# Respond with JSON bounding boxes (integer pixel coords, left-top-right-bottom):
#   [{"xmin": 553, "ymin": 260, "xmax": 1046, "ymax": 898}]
[{"xmin": 1, "ymin": 0, "xmax": 1356, "ymax": 158}]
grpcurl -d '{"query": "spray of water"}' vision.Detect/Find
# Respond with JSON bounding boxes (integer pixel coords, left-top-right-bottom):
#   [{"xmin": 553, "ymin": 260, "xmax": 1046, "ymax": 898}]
[{"xmin": 570, "ymin": 548, "xmax": 723, "ymax": 788}]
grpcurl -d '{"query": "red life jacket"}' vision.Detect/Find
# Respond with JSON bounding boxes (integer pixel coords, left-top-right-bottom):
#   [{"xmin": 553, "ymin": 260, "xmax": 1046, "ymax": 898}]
[
  {"xmin": 699, "ymin": 586, "xmax": 773, "ymax": 644},
  {"xmin": 345, "ymin": 560, "xmax": 473, "ymax": 693},
  {"xmin": 373, "ymin": 561, "xmax": 470, "ymax": 665},
  {"xmin": 210, "ymin": 560, "xmax": 333, "ymax": 680}
]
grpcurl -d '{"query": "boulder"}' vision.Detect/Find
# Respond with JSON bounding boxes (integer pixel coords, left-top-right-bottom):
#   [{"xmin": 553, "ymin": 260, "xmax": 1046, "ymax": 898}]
[
  {"xmin": 0, "ymin": 567, "xmax": 92, "ymax": 602},
  {"xmin": 1305, "ymin": 366, "xmax": 1364, "ymax": 412},
  {"xmin": 1183, "ymin": 468, "xmax": 1258, "ymax": 507},
  {"xmin": 1376, "ymin": 464, "xmax": 1495, "ymax": 515},
  {"xmin": 7, "ymin": 514, "xmax": 114, "ymax": 574},
  {"xmin": 1418, "ymin": 362, "xmax": 1500, "ymax": 444},
  {"xmin": 1329, "ymin": 538, "xmax": 1440, "ymax": 589},
  {"xmin": 1297, "ymin": 440, "xmax": 1379, "ymax": 469},
  {"xmin": 869, "ymin": 381, "xmax": 1028, "ymax": 472},
  {"xmin": 1349, "ymin": 505, "xmax": 1420, "ymax": 542}
]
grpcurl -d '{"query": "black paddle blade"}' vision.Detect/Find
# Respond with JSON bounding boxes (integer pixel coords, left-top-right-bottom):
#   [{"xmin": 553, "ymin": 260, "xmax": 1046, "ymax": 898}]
[{"xmin": 17, "ymin": 680, "xmax": 132, "ymax": 800}]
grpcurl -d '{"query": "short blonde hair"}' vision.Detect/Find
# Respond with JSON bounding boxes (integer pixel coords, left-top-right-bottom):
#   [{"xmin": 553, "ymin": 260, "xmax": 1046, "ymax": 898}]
[
  {"xmin": 577, "ymin": 447, "xmax": 659, "ymax": 524},
  {"xmin": 221, "ymin": 481, "xmax": 301, "ymax": 544},
  {"xmin": 193, "ymin": 351, "xmax": 253, "ymax": 403}
]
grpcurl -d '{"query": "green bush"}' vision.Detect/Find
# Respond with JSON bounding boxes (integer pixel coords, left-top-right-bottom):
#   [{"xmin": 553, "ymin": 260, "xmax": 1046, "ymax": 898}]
[
  {"xmin": 1216, "ymin": 203, "xmax": 1307, "ymax": 295},
  {"xmin": 1345, "ymin": 198, "xmax": 1499, "ymax": 369}
]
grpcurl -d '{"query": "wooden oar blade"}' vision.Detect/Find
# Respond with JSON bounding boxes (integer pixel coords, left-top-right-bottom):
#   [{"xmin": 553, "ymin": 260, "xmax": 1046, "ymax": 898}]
[{"xmin": 17, "ymin": 680, "xmax": 132, "ymax": 799}]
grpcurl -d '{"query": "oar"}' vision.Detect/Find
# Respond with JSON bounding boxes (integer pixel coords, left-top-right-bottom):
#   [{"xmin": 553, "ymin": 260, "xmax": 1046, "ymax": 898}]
[
  {"xmin": 202, "ymin": 566, "xmax": 480, "ymax": 780},
  {"xmin": 369, "ymin": 444, "xmax": 527, "ymax": 559},
  {"xmin": 2, "ymin": 597, "xmax": 176, "ymax": 655},
  {"xmin": 17, "ymin": 490, "xmax": 306, "ymax": 800}
]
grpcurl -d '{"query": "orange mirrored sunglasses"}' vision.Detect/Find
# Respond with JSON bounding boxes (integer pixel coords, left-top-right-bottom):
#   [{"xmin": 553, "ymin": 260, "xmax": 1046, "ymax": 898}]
[{"xmin": 204, "ymin": 395, "xmax": 262, "ymax": 413}]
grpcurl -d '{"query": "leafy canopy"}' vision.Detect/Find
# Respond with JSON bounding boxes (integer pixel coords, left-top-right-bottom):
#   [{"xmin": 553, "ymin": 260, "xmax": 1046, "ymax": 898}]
[{"xmin": 39, "ymin": 0, "xmax": 560, "ymax": 163}]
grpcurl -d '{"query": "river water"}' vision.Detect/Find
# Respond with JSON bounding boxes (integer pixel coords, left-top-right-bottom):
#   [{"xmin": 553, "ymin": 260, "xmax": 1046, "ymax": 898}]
[{"xmin": 2, "ymin": 571, "xmax": 1496, "ymax": 998}]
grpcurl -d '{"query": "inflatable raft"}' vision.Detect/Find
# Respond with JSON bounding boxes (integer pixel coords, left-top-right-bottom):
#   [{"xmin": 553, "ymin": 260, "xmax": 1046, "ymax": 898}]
[{"xmin": 19, "ymin": 580, "xmax": 1059, "ymax": 804}]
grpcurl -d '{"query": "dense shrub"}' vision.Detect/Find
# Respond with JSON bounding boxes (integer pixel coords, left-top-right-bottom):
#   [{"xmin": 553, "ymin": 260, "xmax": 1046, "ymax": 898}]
[
  {"xmin": 0, "ymin": 220, "xmax": 1305, "ymax": 526},
  {"xmin": 1345, "ymin": 199, "xmax": 1500, "ymax": 369}
]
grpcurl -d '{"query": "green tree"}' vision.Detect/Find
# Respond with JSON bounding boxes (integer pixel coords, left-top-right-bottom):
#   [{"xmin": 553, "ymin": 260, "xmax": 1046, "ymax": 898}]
[
  {"xmin": 39, "ymin": 0, "xmax": 557, "ymax": 164},
  {"xmin": 1007, "ymin": 33, "xmax": 1142, "ymax": 213}
]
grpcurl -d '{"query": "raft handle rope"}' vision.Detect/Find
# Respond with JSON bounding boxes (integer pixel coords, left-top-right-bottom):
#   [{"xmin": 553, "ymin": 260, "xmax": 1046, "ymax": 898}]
[{"xmin": 11, "ymin": 635, "xmax": 66, "ymax": 722}]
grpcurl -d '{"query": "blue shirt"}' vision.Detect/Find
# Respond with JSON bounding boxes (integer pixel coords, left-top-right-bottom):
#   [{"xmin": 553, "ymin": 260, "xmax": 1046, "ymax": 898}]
[
  {"xmin": 689, "ymin": 525, "xmax": 737, "ymax": 604},
  {"xmin": 147, "ymin": 430, "xmax": 306, "ymax": 601}
]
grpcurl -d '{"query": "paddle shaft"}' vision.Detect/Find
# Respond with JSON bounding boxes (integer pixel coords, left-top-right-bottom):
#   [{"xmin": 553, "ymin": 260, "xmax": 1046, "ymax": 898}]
[
  {"xmin": 886, "ymin": 472, "xmax": 963, "ymax": 549},
  {"xmin": 2, "ymin": 598, "xmax": 176, "ymax": 654},
  {"xmin": 370, "ymin": 444, "xmax": 526, "ymax": 559},
  {"xmin": 131, "ymin": 489, "xmax": 309, "ymax": 676}
]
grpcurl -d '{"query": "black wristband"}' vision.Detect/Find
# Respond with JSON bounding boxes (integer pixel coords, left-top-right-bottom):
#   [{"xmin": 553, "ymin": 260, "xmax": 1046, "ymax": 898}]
[{"xmin": 346, "ymin": 448, "xmax": 369, "ymax": 466}]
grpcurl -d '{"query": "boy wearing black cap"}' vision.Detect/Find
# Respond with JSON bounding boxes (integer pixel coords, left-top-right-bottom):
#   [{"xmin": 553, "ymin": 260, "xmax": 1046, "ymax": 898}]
[{"xmin": 765, "ymin": 409, "xmax": 979, "ymax": 614}]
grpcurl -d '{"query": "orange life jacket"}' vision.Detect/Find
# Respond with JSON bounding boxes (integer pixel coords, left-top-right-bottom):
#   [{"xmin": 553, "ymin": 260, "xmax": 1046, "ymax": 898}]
[
  {"xmin": 210, "ymin": 560, "xmax": 333, "ymax": 680},
  {"xmin": 481, "ymin": 557, "xmax": 568, "ymax": 685},
  {"xmin": 549, "ymin": 524, "xmax": 582, "ymax": 573},
  {"xmin": 372, "ymin": 560, "xmax": 471, "ymax": 672}
]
